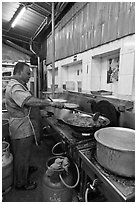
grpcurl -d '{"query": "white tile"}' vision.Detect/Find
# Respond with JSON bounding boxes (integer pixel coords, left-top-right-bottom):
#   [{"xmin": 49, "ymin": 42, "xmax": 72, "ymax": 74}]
[
  {"xmin": 120, "ymin": 52, "xmax": 135, "ymax": 75},
  {"xmin": 90, "ymin": 76, "xmax": 100, "ymax": 91},
  {"xmin": 86, "ymin": 51, "xmax": 92, "ymax": 63},
  {"xmin": 121, "ymin": 35, "xmax": 135, "ymax": 55},
  {"xmin": 86, "ymin": 75, "xmax": 92, "ymax": 91},
  {"xmin": 118, "ymin": 75, "xmax": 133, "ymax": 95},
  {"xmin": 91, "ymin": 61, "xmax": 101, "ymax": 77},
  {"xmin": 101, "ymin": 64, "xmax": 107, "ymax": 77},
  {"xmin": 100, "ymin": 76, "xmax": 107, "ymax": 88}
]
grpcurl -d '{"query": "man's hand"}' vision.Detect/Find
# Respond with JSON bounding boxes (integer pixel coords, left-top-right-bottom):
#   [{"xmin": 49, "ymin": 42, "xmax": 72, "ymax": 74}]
[{"xmin": 51, "ymin": 102, "xmax": 64, "ymax": 109}]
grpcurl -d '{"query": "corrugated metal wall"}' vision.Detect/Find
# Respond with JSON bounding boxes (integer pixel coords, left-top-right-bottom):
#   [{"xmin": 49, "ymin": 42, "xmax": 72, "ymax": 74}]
[{"xmin": 46, "ymin": 2, "xmax": 135, "ymax": 64}]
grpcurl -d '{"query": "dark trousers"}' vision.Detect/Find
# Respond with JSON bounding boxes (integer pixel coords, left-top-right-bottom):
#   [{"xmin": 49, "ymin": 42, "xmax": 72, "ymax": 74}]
[{"xmin": 11, "ymin": 135, "xmax": 34, "ymax": 187}]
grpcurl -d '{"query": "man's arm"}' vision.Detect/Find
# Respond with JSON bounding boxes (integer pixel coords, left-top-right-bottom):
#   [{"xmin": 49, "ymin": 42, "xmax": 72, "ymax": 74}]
[{"xmin": 24, "ymin": 96, "xmax": 53, "ymax": 107}]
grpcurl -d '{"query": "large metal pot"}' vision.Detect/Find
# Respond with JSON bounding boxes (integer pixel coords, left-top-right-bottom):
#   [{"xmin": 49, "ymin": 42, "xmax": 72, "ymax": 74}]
[
  {"xmin": 94, "ymin": 127, "xmax": 135, "ymax": 177},
  {"xmin": 62, "ymin": 112, "xmax": 110, "ymax": 133}
]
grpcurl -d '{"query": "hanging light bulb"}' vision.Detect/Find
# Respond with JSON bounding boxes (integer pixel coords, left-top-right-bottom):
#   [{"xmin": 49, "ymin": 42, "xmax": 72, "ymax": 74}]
[{"xmin": 11, "ymin": 6, "xmax": 26, "ymax": 28}]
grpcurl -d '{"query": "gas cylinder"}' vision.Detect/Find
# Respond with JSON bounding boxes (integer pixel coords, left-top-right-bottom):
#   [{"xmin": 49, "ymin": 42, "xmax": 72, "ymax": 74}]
[
  {"xmin": 2, "ymin": 119, "xmax": 10, "ymax": 143},
  {"xmin": 42, "ymin": 156, "xmax": 79, "ymax": 202},
  {"xmin": 2, "ymin": 141, "xmax": 13, "ymax": 194}
]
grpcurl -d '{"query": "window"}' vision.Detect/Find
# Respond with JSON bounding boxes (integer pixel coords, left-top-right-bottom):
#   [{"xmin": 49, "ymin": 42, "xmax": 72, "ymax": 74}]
[
  {"xmin": 107, "ymin": 57, "xmax": 119, "ymax": 83},
  {"xmin": 77, "ymin": 81, "xmax": 82, "ymax": 92},
  {"xmin": 2, "ymin": 71, "xmax": 12, "ymax": 77}
]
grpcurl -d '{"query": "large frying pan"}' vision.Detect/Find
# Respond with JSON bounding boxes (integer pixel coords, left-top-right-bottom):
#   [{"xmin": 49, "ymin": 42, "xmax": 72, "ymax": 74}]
[{"xmin": 61, "ymin": 112, "xmax": 110, "ymax": 133}]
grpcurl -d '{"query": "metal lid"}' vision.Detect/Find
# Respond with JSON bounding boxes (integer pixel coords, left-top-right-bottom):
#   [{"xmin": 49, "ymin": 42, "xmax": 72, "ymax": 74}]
[
  {"xmin": 48, "ymin": 98, "xmax": 67, "ymax": 103},
  {"xmin": 64, "ymin": 103, "xmax": 79, "ymax": 109}
]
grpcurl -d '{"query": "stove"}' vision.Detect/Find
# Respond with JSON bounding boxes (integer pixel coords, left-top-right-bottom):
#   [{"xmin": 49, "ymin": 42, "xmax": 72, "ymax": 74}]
[
  {"xmin": 43, "ymin": 114, "xmax": 135, "ymax": 202},
  {"xmin": 78, "ymin": 145, "xmax": 135, "ymax": 202}
]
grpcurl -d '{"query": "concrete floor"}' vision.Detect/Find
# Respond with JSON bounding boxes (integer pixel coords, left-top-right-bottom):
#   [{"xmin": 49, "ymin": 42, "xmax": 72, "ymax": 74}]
[{"xmin": 3, "ymin": 137, "xmax": 56, "ymax": 202}]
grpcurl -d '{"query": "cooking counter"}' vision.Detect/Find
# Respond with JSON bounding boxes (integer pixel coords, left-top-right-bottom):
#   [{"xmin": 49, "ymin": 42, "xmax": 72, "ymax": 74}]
[
  {"xmin": 42, "ymin": 112, "xmax": 94, "ymax": 158},
  {"xmin": 41, "ymin": 108, "xmax": 135, "ymax": 202}
]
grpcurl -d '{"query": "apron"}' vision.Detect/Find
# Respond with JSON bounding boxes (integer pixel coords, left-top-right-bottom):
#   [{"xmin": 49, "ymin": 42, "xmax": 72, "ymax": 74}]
[{"xmin": 8, "ymin": 82, "xmax": 41, "ymax": 146}]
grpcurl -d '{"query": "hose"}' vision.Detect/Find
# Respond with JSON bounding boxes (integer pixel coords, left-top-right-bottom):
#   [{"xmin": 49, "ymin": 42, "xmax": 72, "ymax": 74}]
[
  {"xmin": 28, "ymin": 108, "xmax": 38, "ymax": 146},
  {"xmin": 85, "ymin": 179, "xmax": 98, "ymax": 202},
  {"xmin": 59, "ymin": 161, "xmax": 80, "ymax": 189},
  {"xmin": 85, "ymin": 187, "xmax": 89, "ymax": 202},
  {"xmin": 2, "ymin": 141, "xmax": 10, "ymax": 158},
  {"xmin": 52, "ymin": 141, "xmax": 66, "ymax": 156}
]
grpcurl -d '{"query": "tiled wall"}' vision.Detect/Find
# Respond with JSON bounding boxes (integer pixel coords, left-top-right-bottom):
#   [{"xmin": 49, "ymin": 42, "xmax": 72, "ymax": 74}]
[
  {"xmin": 46, "ymin": 34, "xmax": 135, "ymax": 101},
  {"xmin": 118, "ymin": 35, "xmax": 135, "ymax": 99}
]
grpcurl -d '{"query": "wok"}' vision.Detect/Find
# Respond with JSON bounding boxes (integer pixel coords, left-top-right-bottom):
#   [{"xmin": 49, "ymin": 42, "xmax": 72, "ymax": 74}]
[{"xmin": 61, "ymin": 112, "xmax": 110, "ymax": 133}]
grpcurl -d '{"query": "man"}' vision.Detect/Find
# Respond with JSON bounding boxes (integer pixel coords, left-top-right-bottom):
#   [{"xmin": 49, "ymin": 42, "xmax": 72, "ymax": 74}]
[{"xmin": 5, "ymin": 61, "xmax": 62, "ymax": 190}]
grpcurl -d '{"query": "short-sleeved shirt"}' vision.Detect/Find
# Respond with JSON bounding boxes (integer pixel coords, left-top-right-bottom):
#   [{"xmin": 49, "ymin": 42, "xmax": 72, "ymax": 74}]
[{"xmin": 5, "ymin": 78, "xmax": 34, "ymax": 139}]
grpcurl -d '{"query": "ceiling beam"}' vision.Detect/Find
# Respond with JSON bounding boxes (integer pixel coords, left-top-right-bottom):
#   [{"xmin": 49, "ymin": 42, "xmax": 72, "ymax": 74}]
[
  {"xmin": 3, "ymin": 39, "xmax": 33, "ymax": 56},
  {"xmin": 27, "ymin": 6, "xmax": 48, "ymax": 18},
  {"xmin": 33, "ymin": 3, "xmax": 51, "ymax": 15},
  {"xmin": 32, "ymin": 2, "xmax": 70, "ymax": 41},
  {"xmin": 2, "ymin": 34, "xmax": 29, "ymax": 46},
  {"xmin": 36, "ymin": 2, "xmax": 52, "ymax": 14},
  {"xmin": 32, "ymin": 17, "xmax": 48, "ymax": 41},
  {"xmin": 2, "ymin": 29, "xmax": 31, "ymax": 43}
]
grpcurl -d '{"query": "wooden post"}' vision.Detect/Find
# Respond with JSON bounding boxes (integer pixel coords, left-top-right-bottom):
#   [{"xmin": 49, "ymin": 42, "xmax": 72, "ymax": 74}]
[{"xmin": 52, "ymin": 2, "xmax": 55, "ymax": 97}]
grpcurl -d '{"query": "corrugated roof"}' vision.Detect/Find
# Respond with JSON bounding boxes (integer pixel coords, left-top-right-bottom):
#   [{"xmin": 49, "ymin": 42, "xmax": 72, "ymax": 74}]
[{"xmin": 2, "ymin": 2, "xmax": 73, "ymax": 49}]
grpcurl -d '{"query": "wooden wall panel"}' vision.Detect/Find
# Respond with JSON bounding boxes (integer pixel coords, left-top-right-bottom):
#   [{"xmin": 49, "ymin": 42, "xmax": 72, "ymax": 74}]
[
  {"xmin": 46, "ymin": 2, "xmax": 135, "ymax": 64},
  {"xmin": 64, "ymin": 26, "xmax": 69, "ymax": 58},
  {"xmin": 57, "ymin": 24, "xmax": 62, "ymax": 59},
  {"xmin": 94, "ymin": 3, "xmax": 103, "ymax": 46},
  {"xmin": 73, "ymin": 15, "xmax": 77, "ymax": 53},
  {"xmin": 117, "ymin": 2, "xmax": 129, "ymax": 38},
  {"xmin": 71, "ymin": 20, "xmax": 75, "ymax": 56},
  {"xmin": 128, "ymin": 2, "xmax": 135, "ymax": 33},
  {"xmin": 67, "ymin": 21, "xmax": 73, "ymax": 56},
  {"xmin": 62, "ymin": 27, "xmax": 66, "ymax": 58},
  {"xmin": 101, "ymin": 2, "xmax": 109, "ymax": 44},
  {"xmin": 79, "ymin": 10, "xmax": 84, "ymax": 53},
  {"xmin": 75, "ymin": 13, "xmax": 81, "ymax": 53},
  {"xmin": 107, "ymin": 2, "xmax": 119, "ymax": 41},
  {"xmin": 88, "ymin": 2, "xmax": 97, "ymax": 48},
  {"xmin": 86, "ymin": 3, "xmax": 90, "ymax": 50},
  {"xmin": 60, "ymin": 30, "xmax": 62, "ymax": 59},
  {"xmin": 83, "ymin": 4, "xmax": 88, "ymax": 50}
]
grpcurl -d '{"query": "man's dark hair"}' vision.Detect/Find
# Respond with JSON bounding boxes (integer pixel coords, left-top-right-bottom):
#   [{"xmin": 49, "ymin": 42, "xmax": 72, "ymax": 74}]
[{"xmin": 13, "ymin": 62, "xmax": 29, "ymax": 75}]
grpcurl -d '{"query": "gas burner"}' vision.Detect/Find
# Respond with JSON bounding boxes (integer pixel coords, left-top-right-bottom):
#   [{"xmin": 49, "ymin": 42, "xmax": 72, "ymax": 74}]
[
  {"xmin": 72, "ymin": 132, "xmax": 94, "ymax": 140},
  {"xmin": 82, "ymin": 133, "xmax": 91, "ymax": 136}
]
